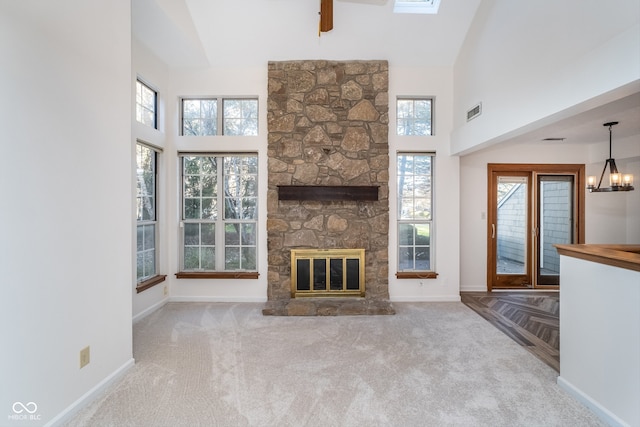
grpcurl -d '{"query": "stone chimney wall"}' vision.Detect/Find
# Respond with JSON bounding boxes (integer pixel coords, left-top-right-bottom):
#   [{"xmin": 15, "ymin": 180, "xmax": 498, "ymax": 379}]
[{"xmin": 265, "ymin": 60, "xmax": 393, "ymax": 316}]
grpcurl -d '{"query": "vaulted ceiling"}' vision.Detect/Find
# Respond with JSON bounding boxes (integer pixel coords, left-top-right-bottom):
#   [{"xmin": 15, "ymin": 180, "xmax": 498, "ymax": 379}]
[{"xmin": 132, "ymin": 0, "xmax": 482, "ymax": 68}]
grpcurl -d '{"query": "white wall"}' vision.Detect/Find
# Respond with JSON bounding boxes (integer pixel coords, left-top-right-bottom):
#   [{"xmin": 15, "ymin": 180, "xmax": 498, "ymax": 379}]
[
  {"xmin": 132, "ymin": 39, "xmax": 172, "ymax": 320},
  {"xmin": 451, "ymin": 0, "xmax": 640, "ymax": 155},
  {"xmin": 459, "ymin": 136, "xmax": 639, "ymax": 291},
  {"xmin": 0, "ymin": 1, "xmax": 133, "ymax": 425},
  {"xmin": 166, "ymin": 66, "xmax": 270, "ymax": 302},
  {"xmin": 558, "ymin": 255, "xmax": 640, "ymax": 427},
  {"xmin": 389, "ymin": 67, "xmax": 461, "ymax": 301}
]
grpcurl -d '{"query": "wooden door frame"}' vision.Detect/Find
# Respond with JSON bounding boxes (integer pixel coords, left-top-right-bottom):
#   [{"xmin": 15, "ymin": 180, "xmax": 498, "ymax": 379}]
[{"xmin": 487, "ymin": 164, "xmax": 585, "ymax": 291}]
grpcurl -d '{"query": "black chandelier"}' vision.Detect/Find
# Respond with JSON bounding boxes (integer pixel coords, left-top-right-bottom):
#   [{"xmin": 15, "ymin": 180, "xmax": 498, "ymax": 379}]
[{"xmin": 587, "ymin": 121, "xmax": 634, "ymax": 192}]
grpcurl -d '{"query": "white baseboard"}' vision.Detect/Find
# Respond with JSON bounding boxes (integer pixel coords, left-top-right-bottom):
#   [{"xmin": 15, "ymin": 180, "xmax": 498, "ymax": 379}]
[
  {"xmin": 46, "ymin": 358, "xmax": 135, "ymax": 427},
  {"xmin": 132, "ymin": 297, "xmax": 169, "ymax": 323},
  {"xmin": 169, "ymin": 296, "xmax": 268, "ymax": 303},
  {"xmin": 390, "ymin": 295, "xmax": 461, "ymax": 302},
  {"xmin": 557, "ymin": 376, "xmax": 629, "ymax": 427},
  {"xmin": 459, "ymin": 286, "xmax": 488, "ymax": 292}
]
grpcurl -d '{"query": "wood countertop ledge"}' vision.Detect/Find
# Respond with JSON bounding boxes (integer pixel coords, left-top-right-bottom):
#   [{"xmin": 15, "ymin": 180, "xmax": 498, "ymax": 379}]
[{"xmin": 555, "ymin": 244, "xmax": 640, "ymax": 272}]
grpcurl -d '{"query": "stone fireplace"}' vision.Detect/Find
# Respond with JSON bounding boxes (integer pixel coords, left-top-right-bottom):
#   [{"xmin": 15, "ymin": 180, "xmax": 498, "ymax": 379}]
[{"xmin": 264, "ymin": 60, "xmax": 394, "ymax": 316}]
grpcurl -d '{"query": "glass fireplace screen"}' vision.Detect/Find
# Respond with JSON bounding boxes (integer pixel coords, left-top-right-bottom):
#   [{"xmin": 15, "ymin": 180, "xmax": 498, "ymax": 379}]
[{"xmin": 290, "ymin": 249, "xmax": 365, "ymax": 298}]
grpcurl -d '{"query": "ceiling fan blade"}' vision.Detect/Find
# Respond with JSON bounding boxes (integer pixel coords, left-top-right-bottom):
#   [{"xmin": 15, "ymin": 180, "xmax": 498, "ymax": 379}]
[{"xmin": 320, "ymin": 0, "xmax": 333, "ymax": 32}]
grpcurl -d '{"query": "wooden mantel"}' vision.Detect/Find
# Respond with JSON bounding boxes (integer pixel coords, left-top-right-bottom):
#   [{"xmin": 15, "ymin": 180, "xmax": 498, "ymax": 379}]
[
  {"xmin": 555, "ymin": 244, "xmax": 640, "ymax": 272},
  {"xmin": 277, "ymin": 185, "xmax": 379, "ymax": 201}
]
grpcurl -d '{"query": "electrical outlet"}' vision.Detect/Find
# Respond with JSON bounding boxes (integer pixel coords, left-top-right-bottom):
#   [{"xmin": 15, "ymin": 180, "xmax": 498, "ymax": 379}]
[
  {"xmin": 80, "ymin": 346, "xmax": 90, "ymax": 369},
  {"xmin": 163, "ymin": 285, "xmax": 168, "ymax": 296}
]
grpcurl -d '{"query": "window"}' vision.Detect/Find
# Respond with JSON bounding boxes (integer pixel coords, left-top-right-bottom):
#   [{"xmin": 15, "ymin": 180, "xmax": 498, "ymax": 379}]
[
  {"xmin": 181, "ymin": 98, "xmax": 258, "ymax": 136},
  {"xmin": 180, "ymin": 154, "xmax": 258, "ymax": 274},
  {"xmin": 397, "ymin": 153, "xmax": 434, "ymax": 273},
  {"xmin": 394, "ymin": 0, "xmax": 441, "ymax": 14},
  {"xmin": 396, "ymin": 98, "xmax": 433, "ymax": 136},
  {"xmin": 223, "ymin": 99, "xmax": 258, "ymax": 136},
  {"xmin": 136, "ymin": 80, "xmax": 157, "ymax": 129},
  {"xmin": 136, "ymin": 143, "xmax": 165, "ymax": 291},
  {"xmin": 182, "ymin": 99, "xmax": 217, "ymax": 136}
]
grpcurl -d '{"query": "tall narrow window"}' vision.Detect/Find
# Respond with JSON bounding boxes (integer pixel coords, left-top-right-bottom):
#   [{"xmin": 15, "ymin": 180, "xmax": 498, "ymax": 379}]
[
  {"xmin": 136, "ymin": 80, "xmax": 157, "ymax": 129},
  {"xmin": 136, "ymin": 143, "xmax": 158, "ymax": 282},
  {"xmin": 180, "ymin": 154, "xmax": 258, "ymax": 273},
  {"xmin": 396, "ymin": 98, "xmax": 433, "ymax": 136},
  {"xmin": 397, "ymin": 153, "xmax": 434, "ymax": 272}
]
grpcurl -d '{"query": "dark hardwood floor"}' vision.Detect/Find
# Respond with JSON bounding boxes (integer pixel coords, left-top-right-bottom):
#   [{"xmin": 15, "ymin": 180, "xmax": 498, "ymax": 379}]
[{"xmin": 461, "ymin": 291, "xmax": 559, "ymax": 372}]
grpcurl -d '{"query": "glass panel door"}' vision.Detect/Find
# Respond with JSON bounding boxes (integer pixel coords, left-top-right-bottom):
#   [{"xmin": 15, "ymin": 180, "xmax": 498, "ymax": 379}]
[
  {"xmin": 536, "ymin": 175, "xmax": 574, "ymax": 286},
  {"xmin": 490, "ymin": 173, "xmax": 532, "ymax": 289},
  {"xmin": 487, "ymin": 164, "xmax": 584, "ymax": 291}
]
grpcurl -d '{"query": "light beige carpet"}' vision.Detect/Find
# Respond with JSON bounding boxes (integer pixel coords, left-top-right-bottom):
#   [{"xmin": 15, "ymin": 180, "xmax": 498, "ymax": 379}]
[{"xmin": 65, "ymin": 302, "xmax": 604, "ymax": 426}]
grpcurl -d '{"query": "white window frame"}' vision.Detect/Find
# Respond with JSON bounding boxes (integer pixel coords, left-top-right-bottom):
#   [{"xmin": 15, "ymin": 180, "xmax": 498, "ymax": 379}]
[
  {"xmin": 222, "ymin": 98, "xmax": 259, "ymax": 136},
  {"xmin": 396, "ymin": 97, "xmax": 434, "ymax": 136},
  {"xmin": 179, "ymin": 153, "xmax": 258, "ymax": 273},
  {"xmin": 136, "ymin": 142, "xmax": 160, "ymax": 283},
  {"xmin": 397, "ymin": 152, "xmax": 435, "ymax": 273},
  {"xmin": 136, "ymin": 79, "xmax": 157, "ymax": 129},
  {"xmin": 180, "ymin": 97, "xmax": 258, "ymax": 136},
  {"xmin": 181, "ymin": 98, "xmax": 218, "ymax": 136},
  {"xmin": 394, "ymin": 0, "xmax": 441, "ymax": 14}
]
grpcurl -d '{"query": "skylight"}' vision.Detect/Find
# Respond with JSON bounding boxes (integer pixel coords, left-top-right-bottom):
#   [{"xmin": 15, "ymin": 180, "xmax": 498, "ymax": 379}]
[{"xmin": 393, "ymin": 0, "xmax": 441, "ymax": 14}]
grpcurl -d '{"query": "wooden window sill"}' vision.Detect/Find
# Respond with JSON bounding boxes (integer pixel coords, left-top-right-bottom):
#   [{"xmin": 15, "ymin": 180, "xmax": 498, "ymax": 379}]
[
  {"xmin": 175, "ymin": 271, "xmax": 259, "ymax": 279},
  {"xmin": 136, "ymin": 274, "xmax": 167, "ymax": 293},
  {"xmin": 396, "ymin": 271, "xmax": 438, "ymax": 279}
]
